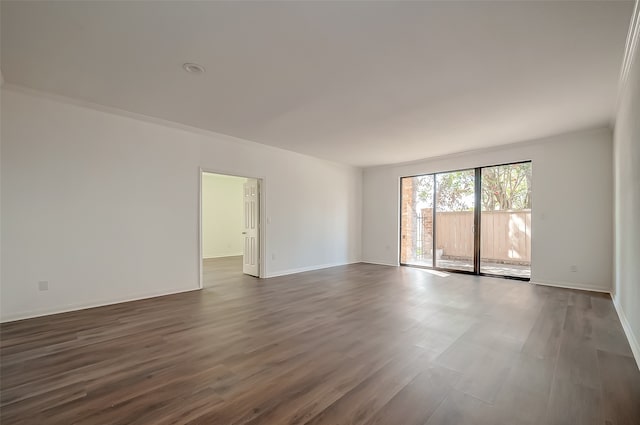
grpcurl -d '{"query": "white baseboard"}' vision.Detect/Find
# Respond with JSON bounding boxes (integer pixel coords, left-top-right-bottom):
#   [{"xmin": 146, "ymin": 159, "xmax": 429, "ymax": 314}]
[
  {"xmin": 0, "ymin": 286, "xmax": 201, "ymax": 323},
  {"xmin": 532, "ymin": 279, "xmax": 611, "ymax": 294},
  {"xmin": 612, "ymin": 295, "xmax": 640, "ymax": 370},
  {"xmin": 3, "ymin": 261, "xmax": 362, "ymax": 321},
  {"xmin": 360, "ymin": 261, "xmax": 400, "ymax": 267},
  {"xmin": 533, "ymin": 280, "xmax": 638, "ymax": 370},
  {"xmin": 203, "ymin": 254, "xmax": 243, "ymax": 259},
  {"xmin": 265, "ymin": 260, "xmax": 361, "ymax": 278}
]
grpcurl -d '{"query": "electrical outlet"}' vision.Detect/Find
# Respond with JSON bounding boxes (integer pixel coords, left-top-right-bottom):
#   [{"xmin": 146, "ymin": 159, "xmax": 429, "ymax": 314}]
[
  {"xmin": 570, "ymin": 265, "xmax": 577, "ymax": 273},
  {"xmin": 38, "ymin": 281, "xmax": 49, "ymax": 291},
  {"xmin": 271, "ymin": 253, "xmax": 276, "ymax": 260}
]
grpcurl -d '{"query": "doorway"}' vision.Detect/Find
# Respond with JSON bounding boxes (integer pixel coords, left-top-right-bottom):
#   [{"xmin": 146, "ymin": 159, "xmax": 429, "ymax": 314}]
[
  {"xmin": 199, "ymin": 171, "xmax": 263, "ymax": 288},
  {"xmin": 400, "ymin": 161, "xmax": 532, "ymax": 280}
]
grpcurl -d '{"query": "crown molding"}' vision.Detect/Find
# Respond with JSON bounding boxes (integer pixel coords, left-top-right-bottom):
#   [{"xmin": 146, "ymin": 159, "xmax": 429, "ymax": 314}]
[
  {"xmin": 364, "ymin": 126, "xmax": 610, "ymax": 171},
  {"xmin": 0, "ymin": 83, "xmax": 357, "ymax": 171},
  {"xmin": 619, "ymin": 0, "xmax": 640, "ymax": 94}
]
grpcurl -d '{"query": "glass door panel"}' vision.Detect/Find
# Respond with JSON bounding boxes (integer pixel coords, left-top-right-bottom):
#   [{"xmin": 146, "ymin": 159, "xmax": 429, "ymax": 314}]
[
  {"xmin": 480, "ymin": 163, "xmax": 532, "ymax": 278},
  {"xmin": 400, "ymin": 175, "xmax": 434, "ymax": 267},
  {"xmin": 435, "ymin": 170, "xmax": 476, "ymax": 271}
]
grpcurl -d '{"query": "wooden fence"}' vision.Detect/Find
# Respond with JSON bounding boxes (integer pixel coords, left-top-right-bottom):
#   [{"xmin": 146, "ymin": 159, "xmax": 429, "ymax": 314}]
[{"xmin": 422, "ymin": 210, "xmax": 531, "ymax": 264}]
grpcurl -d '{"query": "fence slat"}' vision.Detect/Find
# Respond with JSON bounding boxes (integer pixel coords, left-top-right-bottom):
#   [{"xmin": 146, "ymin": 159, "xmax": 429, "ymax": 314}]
[{"xmin": 420, "ymin": 210, "xmax": 530, "ymax": 264}]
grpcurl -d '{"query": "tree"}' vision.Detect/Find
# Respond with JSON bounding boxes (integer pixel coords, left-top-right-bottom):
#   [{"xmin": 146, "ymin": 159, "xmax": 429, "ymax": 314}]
[
  {"xmin": 416, "ymin": 170, "xmax": 475, "ymax": 211},
  {"xmin": 415, "ymin": 163, "xmax": 532, "ymax": 212},
  {"xmin": 481, "ymin": 163, "xmax": 531, "ymax": 211}
]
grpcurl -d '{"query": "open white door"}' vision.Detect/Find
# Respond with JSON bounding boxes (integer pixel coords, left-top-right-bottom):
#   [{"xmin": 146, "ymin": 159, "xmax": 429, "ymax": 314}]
[{"xmin": 242, "ymin": 179, "xmax": 259, "ymax": 277}]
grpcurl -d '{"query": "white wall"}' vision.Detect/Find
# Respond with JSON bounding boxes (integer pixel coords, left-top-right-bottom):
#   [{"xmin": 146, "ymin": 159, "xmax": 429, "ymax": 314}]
[
  {"xmin": 202, "ymin": 173, "xmax": 245, "ymax": 259},
  {"xmin": 362, "ymin": 127, "xmax": 613, "ymax": 292},
  {"xmin": 613, "ymin": 12, "xmax": 640, "ymax": 364},
  {"xmin": 0, "ymin": 87, "xmax": 362, "ymax": 321}
]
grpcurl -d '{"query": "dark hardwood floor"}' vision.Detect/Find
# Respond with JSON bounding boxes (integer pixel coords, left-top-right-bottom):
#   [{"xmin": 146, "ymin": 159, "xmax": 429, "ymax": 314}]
[{"xmin": 1, "ymin": 263, "xmax": 638, "ymax": 424}]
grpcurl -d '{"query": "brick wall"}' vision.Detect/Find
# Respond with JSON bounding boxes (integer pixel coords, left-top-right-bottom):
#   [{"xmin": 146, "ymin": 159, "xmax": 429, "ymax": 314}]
[{"xmin": 400, "ymin": 178, "xmax": 415, "ymax": 263}]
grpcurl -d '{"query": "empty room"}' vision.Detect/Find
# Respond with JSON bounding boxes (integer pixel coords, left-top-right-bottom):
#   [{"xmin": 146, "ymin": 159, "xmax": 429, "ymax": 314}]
[{"xmin": 1, "ymin": 1, "xmax": 639, "ymax": 424}]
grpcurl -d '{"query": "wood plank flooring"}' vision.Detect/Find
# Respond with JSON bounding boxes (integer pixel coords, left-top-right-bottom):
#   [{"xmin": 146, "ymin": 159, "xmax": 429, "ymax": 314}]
[
  {"xmin": 202, "ymin": 256, "xmax": 248, "ymax": 287},
  {"xmin": 1, "ymin": 262, "xmax": 638, "ymax": 424}
]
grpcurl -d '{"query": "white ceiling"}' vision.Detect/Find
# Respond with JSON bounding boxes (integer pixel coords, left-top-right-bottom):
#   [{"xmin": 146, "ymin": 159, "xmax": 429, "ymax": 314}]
[{"xmin": 1, "ymin": 1, "xmax": 633, "ymax": 167}]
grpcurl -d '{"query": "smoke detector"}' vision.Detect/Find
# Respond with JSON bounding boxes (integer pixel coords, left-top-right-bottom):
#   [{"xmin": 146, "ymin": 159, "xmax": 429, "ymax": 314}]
[{"xmin": 182, "ymin": 63, "xmax": 206, "ymax": 74}]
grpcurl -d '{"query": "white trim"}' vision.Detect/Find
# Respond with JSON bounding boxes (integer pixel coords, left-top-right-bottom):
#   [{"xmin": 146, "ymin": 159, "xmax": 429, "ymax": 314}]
[
  {"xmin": 612, "ymin": 295, "xmax": 640, "ymax": 370},
  {"xmin": 265, "ymin": 261, "xmax": 361, "ymax": 278},
  {"xmin": 203, "ymin": 254, "xmax": 244, "ymax": 260},
  {"xmin": 366, "ymin": 127, "xmax": 607, "ymax": 171},
  {"xmin": 198, "ymin": 168, "xmax": 267, "ymax": 282},
  {"xmin": 198, "ymin": 169, "xmax": 203, "ymax": 289},
  {"xmin": 361, "ymin": 261, "xmax": 400, "ymax": 268},
  {"xmin": 0, "ymin": 84, "xmax": 355, "ymax": 170},
  {"xmin": 0, "ymin": 287, "xmax": 200, "ymax": 323},
  {"xmin": 531, "ymin": 280, "xmax": 611, "ymax": 294},
  {"xmin": 257, "ymin": 178, "xmax": 266, "ymax": 279},
  {"xmin": 620, "ymin": 0, "xmax": 640, "ymax": 92}
]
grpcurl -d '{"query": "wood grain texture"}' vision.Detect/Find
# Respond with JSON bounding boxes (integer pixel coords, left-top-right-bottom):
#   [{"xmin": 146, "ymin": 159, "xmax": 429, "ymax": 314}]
[{"xmin": 1, "ymin": 261, "xmax": 638, "ymax": 425}]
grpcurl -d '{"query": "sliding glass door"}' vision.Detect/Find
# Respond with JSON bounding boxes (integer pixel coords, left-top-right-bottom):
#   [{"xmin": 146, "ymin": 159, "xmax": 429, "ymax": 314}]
[
  {"xmin": 435, "ymin": 170, "xmax": 475, "ymax": 271},
  {"xmin": 400, "ymin": 175, "xmax": 434, "ymax": 267},
  {"xmin": 480, "ymin": 163, "xmax": 532, "ymax": 278},
  {"xmin": 400, "ymin": 161, "xmax": 531, "ymax": 280}
]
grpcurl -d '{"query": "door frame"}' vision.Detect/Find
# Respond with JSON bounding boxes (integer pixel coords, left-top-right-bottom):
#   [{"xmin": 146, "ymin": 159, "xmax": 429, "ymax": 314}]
[
  {"xmin": 198, "ymin": 168, "xmax": 266, "ymax": 289},
  {"xmin": 398, "ymin": 160, "xmax": 532, "ymax": 281}
]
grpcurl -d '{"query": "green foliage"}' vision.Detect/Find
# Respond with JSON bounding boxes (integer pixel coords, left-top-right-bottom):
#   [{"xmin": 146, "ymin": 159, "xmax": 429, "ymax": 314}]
[
  {"xmin": 415, "ymin": 163, "xmax": 532, "ymax": 212},
  {"xmin": 481, "ymin": 163, "xmax": 531, "ymax": 211},
  {"xmin": 416, "ymin": 170, "xmax": 474, "ymax": 211}
]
